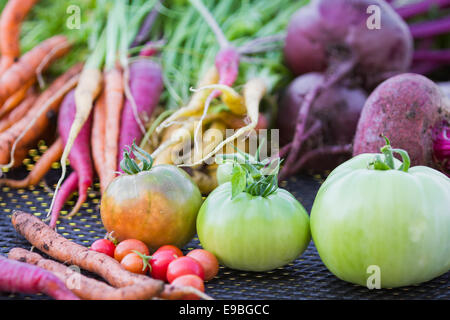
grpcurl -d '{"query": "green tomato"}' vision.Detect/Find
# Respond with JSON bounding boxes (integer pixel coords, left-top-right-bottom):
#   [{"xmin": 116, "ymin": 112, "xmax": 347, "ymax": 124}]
[
  {"xmin": 216, "ymin": 162, "xmax": 233, "ymax": 185},
  {"xmin": 197, "ymin": 182, "xmax": 311, "ymax": 271},
  {"xmin": 311, "ymin": 153, "xmax": 450, "ymax": 288}
]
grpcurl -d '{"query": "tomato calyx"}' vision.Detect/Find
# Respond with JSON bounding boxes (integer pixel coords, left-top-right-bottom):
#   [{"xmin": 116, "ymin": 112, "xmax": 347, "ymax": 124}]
[
  {"xmin": 105, "ymin": 231, "xmax": 118, "ymax": 245},
  {"xmin": 132, "ymin": 250, "xmax": 153, "ymax": 273},
  {"xmin": 120, "ymin": 141, "xmax": 154, "ymax": 175},
  {"xmin": 369, "ymin": 136, "xmax": 411, "ymax": 172},
  {"xmin": 217, "ymin": 144, "xmax": 282, "ymax": 198}
]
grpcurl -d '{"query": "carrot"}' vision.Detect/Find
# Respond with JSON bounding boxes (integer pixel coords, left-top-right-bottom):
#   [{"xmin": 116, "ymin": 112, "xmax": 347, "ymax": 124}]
[
  {"xmin": 117, "ymin": 59, "xmax": 163, "ymax": 171},
  {"xmin": 0, "ymin": 63, "xmax": 82, "ymax": 168},
  {"xmin": 181, "ymin": 78, "xmax": 266, "ymax": 167},
  {"xmin": 8, "ymin": 248, "xmax": 192, "ymax": 300},
  {"xmin": 0, "ymin": 79, "xmax": 35, "ymax": 118},
  {"xmin": 55, "ymin": 89, "xmax": 94, "ymax": 221},
  {"xmin": 12, "ymin": 211, "xmax": 212, "ymax": 300},
  {"xmin": 104, "ymin": 68, "xmax": 124, "ymax": 188},
  {"xmin": 91, "ymin": 90, "xmax": 107, "ymax": 193},
  {"xmin": 0, "ymin": 35, "xmax": 71, "ymax": 105},
  {"xmin": 0, "ymin": 255, "xmax": 79, "ymax": 300},
  {"xmin": 0, "ymin": 91, "xmax": 37, "ymax": 133},
  {"xmin": 0, "ymin": 0, "xmax": 39, "ymax": 75},
  {"xmin": 49, "ymin": 34, "xmax": 104, "ymax": 219},
  {"xmin": 155, "ymin": 66, "xmax": 219, "ymax": 134},
  {"xmin": 0, "ymin": 137, "xmax": 62, "ymax": 188},
  {"xmin": 48, "ymin": 172, "xmax": 78, "ymax": 229}
]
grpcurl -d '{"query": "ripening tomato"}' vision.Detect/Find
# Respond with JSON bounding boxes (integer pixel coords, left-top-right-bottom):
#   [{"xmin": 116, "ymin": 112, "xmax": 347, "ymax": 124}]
[
  {"xmin": 121, "ymin": 252, "xmax": 148, "ymax": 274},
  {"xmin": 90, "ymin": 239, "xmax": 116, "ymax": 258},
  {"xmin": 155, "ymin": 245, "xmax": 183, "ymax": 258},
  {"xmin": 114, "ymin": 239, "xmax": 149, "ymax": 262},
  {"xmin": 166, "ymin": 257, "xmax": 205, "ymax": 283},
  {"xmin": 101, "ymin": 154, "xmax": 203, "ymax": 251},
  {"xmin": 187, "ymin": 249, "xmax": 219, "ymax": 281},
  {"xmin": 149, "ymin": 250, "xmax": 178, "ymax": 281},
  {"xmin": 171, "ymin": 275, "xmax": 205, "ymax": 300}
]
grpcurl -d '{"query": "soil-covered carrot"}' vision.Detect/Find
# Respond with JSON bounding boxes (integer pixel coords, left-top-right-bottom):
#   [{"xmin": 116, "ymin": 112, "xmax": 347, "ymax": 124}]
[
  {"xmin": 0, "ymin": 91, "xmax": 37, "ymax": 133},
  {"xmin": 12, "ymin": 211, "xmax": 212, "ymax": 300},
  {"xmin": 0, "ymin": 137, "xmax": 62, "ymax": 188},
  {"xmin": 0, "ymin": 255, "xmax": 79, "ymax": 300},
  {"xmin": 0, "ymin": 63, "xmax": 82, "ymax": 168},
  {"xmin": 8, "ymin": 248, "xmax": 190, "ymax": 300},
  {"xmin": 0, "ymin": 35, "xmax": 71, "ymax": 106},
  {"xmin": 91, "ymin": 90, "xmax": 107, "ymax": 193},
  {"xmin": 0, "ymin": 0, "xmax": 39, "ymax": 75},
  {"xmin": 0, "ymin": 79, "xmax": 35, "ymax": 118}
]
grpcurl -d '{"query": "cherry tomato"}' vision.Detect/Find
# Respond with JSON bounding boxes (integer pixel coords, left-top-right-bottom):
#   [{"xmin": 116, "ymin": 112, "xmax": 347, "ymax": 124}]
[
  {"xmin": 171, "ymin": 275, "xmax": 205, "ymax": 300},
  {"xmin": 149, "ymin": 250, "xmax": 178, "ymax": 281},
  {"xmin": 155, "ymin": 245, "xmax": 183, "ymax": 258},
  {"xmin": 187, "ymin": 249, "xmax": 219, "ymax": 281},
  {"xmin": 114, "ymin": 239, "xmax": 149, "ymax": 262},
  {"xmin": 166, "ymin": 256, "xmax": 205, "ymax": 283},
  {"xmin": 121, "ymin": 252, "xmax": 149, "ymax": 274},
  {"xmin": 90, "ymin": 239, "xmax": 116, "ymax": 258}
]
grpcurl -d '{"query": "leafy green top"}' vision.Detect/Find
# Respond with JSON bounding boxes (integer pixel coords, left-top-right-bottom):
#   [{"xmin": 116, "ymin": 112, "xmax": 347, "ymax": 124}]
[
  {"xmin": 120, "ymin": 141, "xmax": 155, "ymax": 175},
  {"xmin": 217, "ymin": 146, "xmax": 281, "ymax": 199},
  {"xmin": 369, "ymin": 136, "xmax": 411, "ymax": 172}
]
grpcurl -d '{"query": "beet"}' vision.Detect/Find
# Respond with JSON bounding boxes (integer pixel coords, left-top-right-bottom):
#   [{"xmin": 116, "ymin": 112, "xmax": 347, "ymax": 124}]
[
  {"xmin": 284, "ymin": 0, "xmax": 413, "ymax": 89},
  {"xmin": 279, "ymin": 0, "xmax": 413, "ymax": 179},
  {"xmin": 278, "ymin": 73, "xmax": 367, "ymax": 173},
  {"xmin": 353, "ymin": 73, "xmax": 450, "ymax": 174}
]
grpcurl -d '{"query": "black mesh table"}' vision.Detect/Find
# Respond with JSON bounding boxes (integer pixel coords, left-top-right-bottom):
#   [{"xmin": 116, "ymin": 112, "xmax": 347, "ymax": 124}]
[{"xmin": 0, "ymin": 146, "xmax": 448, "ymax": 300}]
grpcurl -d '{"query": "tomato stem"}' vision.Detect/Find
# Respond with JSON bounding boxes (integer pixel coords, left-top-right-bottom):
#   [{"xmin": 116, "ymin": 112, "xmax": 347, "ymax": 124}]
[
  {"xmin": 120, "ymin": 140, "xmax": 154, "ymax": 174},
  {"xmin": 370, "ymin": 136, "xmax": 411, "ymax": 172},
  {"xmin": 132, "ymin": 250, "xmax": 153, "ymax": 273}
]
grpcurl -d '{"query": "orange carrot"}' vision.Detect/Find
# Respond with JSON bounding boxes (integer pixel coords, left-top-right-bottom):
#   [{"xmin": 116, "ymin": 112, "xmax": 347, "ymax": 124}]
[
  {"xmin": 0, "ymin": 0, "xmax": 39, "ymax": 75},
  {"xmin": 0, "ymin": 79, "xmax": 35, "ymax": 118},
  {"xmin": 0, "ymin": 138, "xmax": 62, "ymax": 188},
  {"xmin": 0, "ymin": 35, "xmax": 71, "ymax": 106},
  {"xmin": 0, "ymin": 91, "xmax": 37, "ymax": 133},
  {"xmin": 0, "ymin": 63, "xmax": 83, "ymax": 168},
  {"xmin": 103, "ymin": 68, "xmax": 124, "ymax": 189},
  {"xmin": 91, "ymin": 90, "xmax": 107, "ymax": 193}
]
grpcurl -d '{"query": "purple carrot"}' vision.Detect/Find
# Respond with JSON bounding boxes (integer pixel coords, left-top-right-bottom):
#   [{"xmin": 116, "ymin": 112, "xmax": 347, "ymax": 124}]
[
  {"xmin": 49, "ymin": 171, "xmax": 78, "ymax": 229},
  {"xmin": 117, "ymin": 59, "xmax": 163, "ymax": 170},
  {"xmin": 410, "ymin": 16, "xmax": 450, "ymax": 38},
  {"xmin": 130, "ymin": 1, "xmax": 163, "ymax": 48},
  {"xmin": 395, "ymin": 0, "xmax": 450, "ymax": 19},
  {"xmin": 0, "ymin": 255, "xmax": 79, "ymax": 300},
  {"xmin": 54, "ymin": 89, "xmax": 93, "ymax": 223}
]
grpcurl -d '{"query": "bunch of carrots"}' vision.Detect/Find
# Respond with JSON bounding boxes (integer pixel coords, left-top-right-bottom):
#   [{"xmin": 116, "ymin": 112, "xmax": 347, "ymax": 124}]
[{"xmin": 0, "ymin": 0, "xmax": 293, "ymax": 229}]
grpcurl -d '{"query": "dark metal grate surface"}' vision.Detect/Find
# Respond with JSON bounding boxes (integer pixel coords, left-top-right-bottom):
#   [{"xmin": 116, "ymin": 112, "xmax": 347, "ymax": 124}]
[{"xmin": 0, "ymin": 146, "xmax": 448, "ymax": 300}]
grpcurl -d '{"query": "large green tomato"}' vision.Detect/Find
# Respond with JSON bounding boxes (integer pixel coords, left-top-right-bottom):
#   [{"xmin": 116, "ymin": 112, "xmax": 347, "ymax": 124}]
[
  {"xmin": 311, "ymin": 153, "xmax": 450, "ymax": 288},
  {"xmin": 197, "ymin": 182, "xmax": 311, "ymax": 271}
]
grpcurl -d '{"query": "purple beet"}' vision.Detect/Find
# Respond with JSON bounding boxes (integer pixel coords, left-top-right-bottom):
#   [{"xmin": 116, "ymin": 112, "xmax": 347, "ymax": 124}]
[
  {"xmin": 278, "ymin": 73, "xmax": 367, "ymax": 173},
  {"xmin": 353, "ymin": 73, "xmax": 450, "ymax": 174}
]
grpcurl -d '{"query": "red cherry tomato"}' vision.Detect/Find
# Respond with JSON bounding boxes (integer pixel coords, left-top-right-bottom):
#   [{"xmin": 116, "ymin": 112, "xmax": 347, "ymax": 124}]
[
  {"xmin": 114, "ymin": 239, "xmax": 149, "ymax": 262},
  {"xmin": 121, "ymin": 252, "xmax": 149, "ymax": 274},
  {"xmin": 171, "ymin": 275, "xmax": 205, "ymax": 300},
  {"xmin": 187, "ymin": 249, "xmax": 219, "ymax": 281},
  {"xmin": 90, "ymin": 239, "xmax": 116, "ymax": 258},
  {"xmin": 166, "ymin": 256, "xmax": 205, "ymax": 283},
  {"xmin": 155, "ymin": 245, "xmax": 183, "ymax": 258},
  {"xmin": 149, "ymin": 250, "xmax": 178, "ymax": 281}
]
